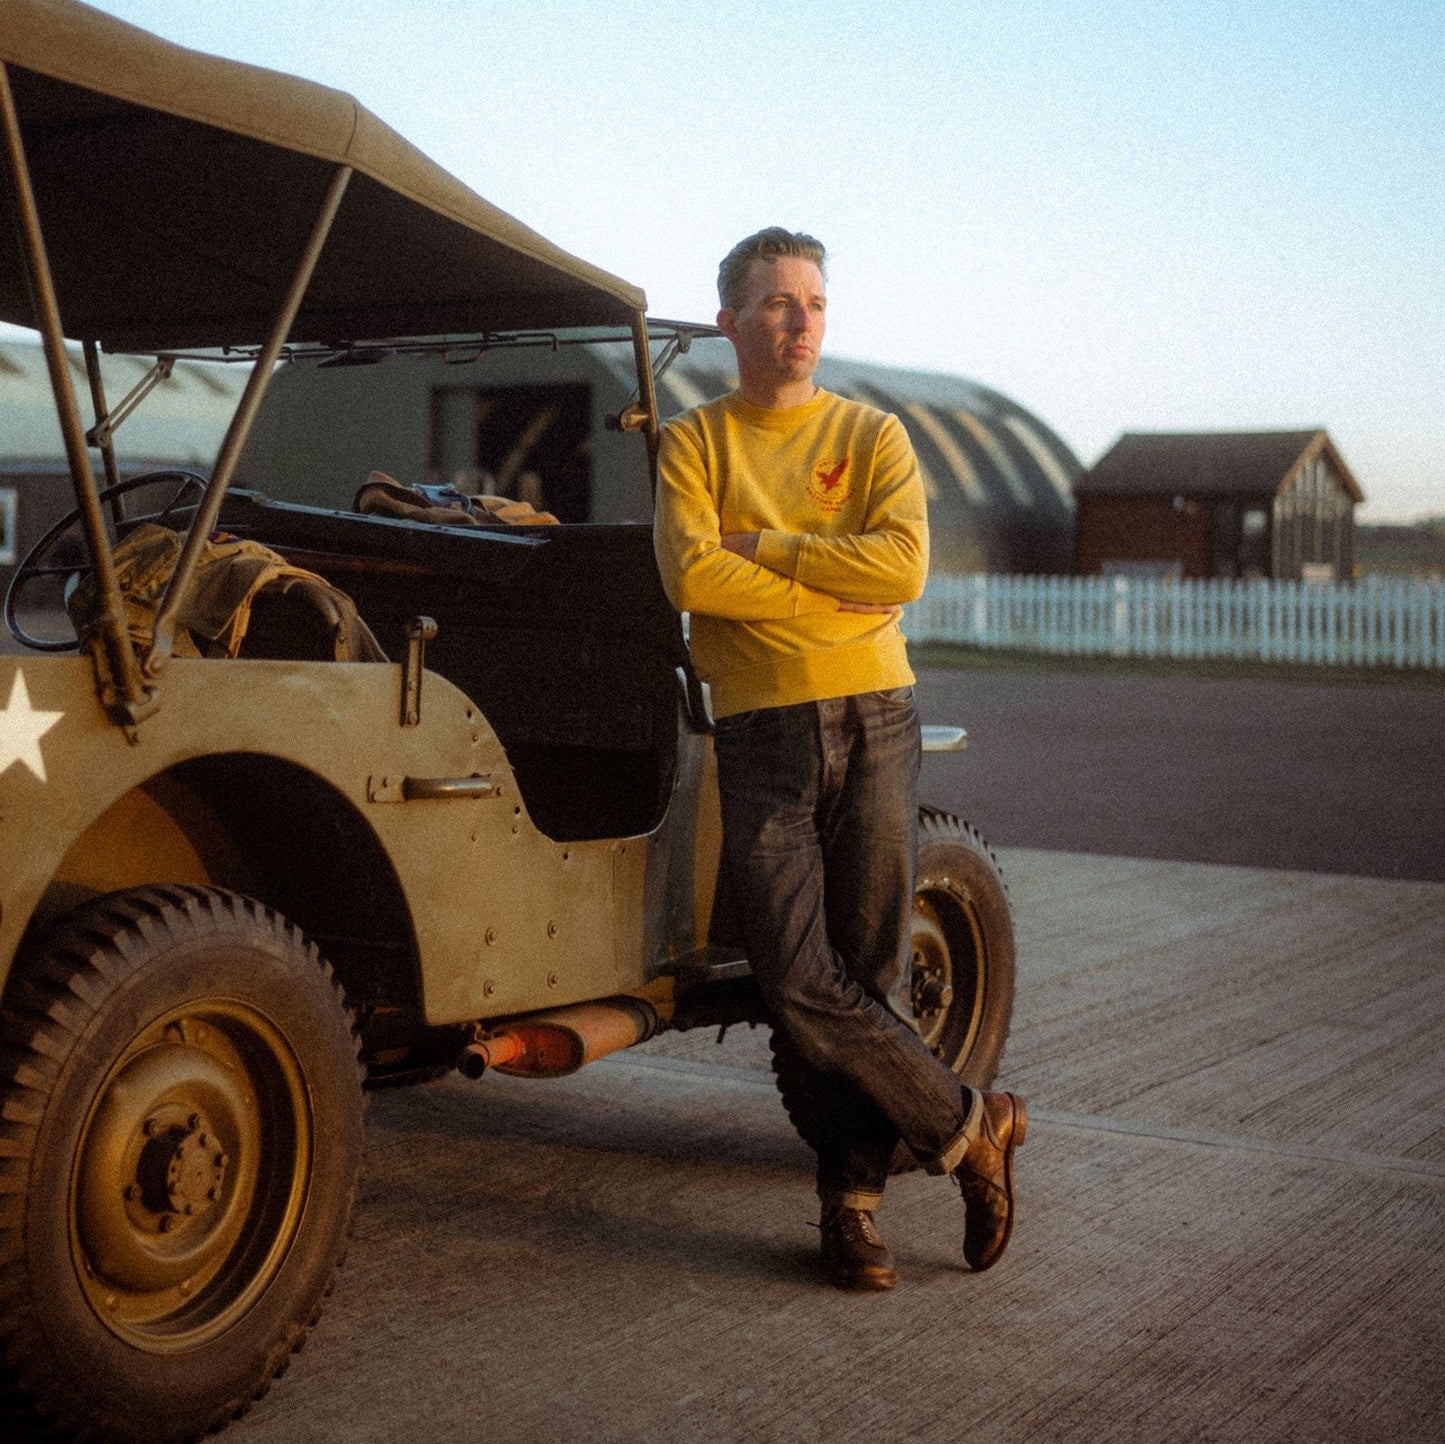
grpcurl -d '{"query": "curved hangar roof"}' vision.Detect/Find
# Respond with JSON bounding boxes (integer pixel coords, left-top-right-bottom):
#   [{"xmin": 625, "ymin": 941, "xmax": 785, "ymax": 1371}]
[
  {"xmin": 0, "ymin": 0, "xmax": 646, "ymax": 350},
  {"xmin": 0, "ymin": 337, "xmax": 244, "ymax": 465},
  {"xmin": 655, "ymin": 352, "xmax": 1080, "ymax": 574}
]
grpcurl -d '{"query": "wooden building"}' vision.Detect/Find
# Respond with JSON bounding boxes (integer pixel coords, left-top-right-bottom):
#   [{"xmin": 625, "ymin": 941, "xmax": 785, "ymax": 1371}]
[{"xmin": 1075, "ymin": 430, "xmax": 1364, "ymax": 582}]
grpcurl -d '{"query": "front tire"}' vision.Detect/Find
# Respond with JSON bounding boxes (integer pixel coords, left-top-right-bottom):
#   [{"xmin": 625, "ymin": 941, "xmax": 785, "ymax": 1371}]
[{"xmin": 0, "ymin": 886, "xmax": 363, "ymax": 1443}]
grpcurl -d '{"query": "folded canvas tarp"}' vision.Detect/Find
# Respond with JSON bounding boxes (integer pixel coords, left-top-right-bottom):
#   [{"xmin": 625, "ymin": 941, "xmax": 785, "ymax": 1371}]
[{"xmin": 0, "ymin": 0, "xmax": 647, "ymax": 349}]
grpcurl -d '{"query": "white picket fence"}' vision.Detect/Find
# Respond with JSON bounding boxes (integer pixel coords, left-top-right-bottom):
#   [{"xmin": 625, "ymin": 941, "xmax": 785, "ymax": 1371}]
[{"xmin": 904, "ymin": 573, "xmax": 1445, "ymax": 670}]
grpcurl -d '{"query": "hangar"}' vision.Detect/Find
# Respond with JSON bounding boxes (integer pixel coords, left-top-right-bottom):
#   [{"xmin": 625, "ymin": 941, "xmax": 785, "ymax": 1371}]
[
  {"xmin": 0, "ymin": 336, "xmax": 244, "ymax": 593},
  {"xmin": 236, "ymin": 337, "xmax": 1079, "ymax": 575},
  {"xmin": 1, "ymin": 331, "xmax": 1079, "ymax": 589}
]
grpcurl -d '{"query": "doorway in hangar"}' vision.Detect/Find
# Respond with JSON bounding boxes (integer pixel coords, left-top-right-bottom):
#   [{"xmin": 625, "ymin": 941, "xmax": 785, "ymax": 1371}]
[{"xmin": 429, "ymin": 382, "xmax": 592, "ymax": 522}]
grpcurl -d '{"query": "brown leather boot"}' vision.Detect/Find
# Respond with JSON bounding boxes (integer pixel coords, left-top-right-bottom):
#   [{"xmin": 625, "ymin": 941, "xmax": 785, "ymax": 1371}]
[
  {"xmin": 953, "ymin": 1091, "xmax": 1027, "ymax": 1271},
  {"xmin": 819, "ymin": 1205, "xmax": 899, "ymax": 1291}
]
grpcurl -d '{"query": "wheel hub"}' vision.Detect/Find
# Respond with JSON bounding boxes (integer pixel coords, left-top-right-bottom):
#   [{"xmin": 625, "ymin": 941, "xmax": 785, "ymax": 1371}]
[
  {"xmin": 75, "ymin": 1024, "xmax": 257, "ymax": 1299},
  {"xmin": 132, "ymin": 1109, "xmax": 229, "ymax": 1224},
  {"xmin": 914, "ymin": 973, "xmax": 954, "ymax": 1014},
  {"xmin": 910, "ymin": 896, "xmax": 955, "ymax": 1050}
]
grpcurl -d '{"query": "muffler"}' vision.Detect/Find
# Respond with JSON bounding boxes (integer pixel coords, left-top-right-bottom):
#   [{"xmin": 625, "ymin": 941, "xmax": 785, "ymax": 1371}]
[{"xmin": 457, "ymin": 996, "xmax": 660, "ymax": 1080}]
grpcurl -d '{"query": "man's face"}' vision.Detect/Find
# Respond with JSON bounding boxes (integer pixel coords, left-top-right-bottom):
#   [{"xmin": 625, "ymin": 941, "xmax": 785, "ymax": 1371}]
[{"xmin": 718, "ymin": 255, "xmax": 827, "ymax": 395}]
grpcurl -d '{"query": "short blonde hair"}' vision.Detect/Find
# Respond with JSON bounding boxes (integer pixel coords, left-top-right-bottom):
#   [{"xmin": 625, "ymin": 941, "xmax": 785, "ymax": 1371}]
[{"xmin": 717, "ymin": 227, "xmax": 827, "ymax": 310}]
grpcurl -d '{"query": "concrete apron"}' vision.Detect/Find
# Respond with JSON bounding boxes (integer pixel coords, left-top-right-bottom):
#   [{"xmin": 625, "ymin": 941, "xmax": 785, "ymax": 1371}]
[{"xmin": 230, "ymin": 848, "xmax": 1444, "ymax": 1444}]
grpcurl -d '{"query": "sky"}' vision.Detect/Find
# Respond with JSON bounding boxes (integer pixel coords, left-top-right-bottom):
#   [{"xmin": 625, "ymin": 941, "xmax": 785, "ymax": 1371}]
[{"xmin": 28, "ymin": 1, "xmax": 1445, "ymax": 519}]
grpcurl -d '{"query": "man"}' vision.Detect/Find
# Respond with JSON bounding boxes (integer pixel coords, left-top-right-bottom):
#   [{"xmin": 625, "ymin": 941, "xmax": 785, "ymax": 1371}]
[{"xmin": 653, "ymin": 227, "xmax": 1026, "ymax": 1290}]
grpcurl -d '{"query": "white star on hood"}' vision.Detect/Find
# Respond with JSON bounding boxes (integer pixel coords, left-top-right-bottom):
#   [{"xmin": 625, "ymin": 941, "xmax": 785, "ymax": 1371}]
[{"xmin": 0, "ymin": 671, "xmax": 64, "ymax": 783}]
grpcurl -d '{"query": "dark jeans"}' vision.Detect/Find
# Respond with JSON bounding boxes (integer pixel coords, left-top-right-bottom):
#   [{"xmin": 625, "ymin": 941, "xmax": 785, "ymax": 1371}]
[{"xmin": 714, "ymin": 688, "xmax": 977, "ymax": 1210}]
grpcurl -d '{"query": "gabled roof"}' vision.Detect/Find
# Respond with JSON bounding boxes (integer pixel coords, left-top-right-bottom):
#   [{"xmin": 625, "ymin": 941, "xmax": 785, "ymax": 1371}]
[
  {"xmin": 0, "ymin": 0, "xmax": 646, "ymax": 349},
  {"xmin": 1077, "ymin": 430, "xmax": 1365, "ymax": 504}
]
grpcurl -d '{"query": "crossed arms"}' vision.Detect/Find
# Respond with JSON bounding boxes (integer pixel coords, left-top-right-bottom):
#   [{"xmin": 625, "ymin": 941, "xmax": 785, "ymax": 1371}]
[
  {"xmin": 719, "ymin": 532, "xmax": 899, "ymax": 615},
  {"xmin": 653, "ymin": 413, "xmax": 928, "ymax": 623}
]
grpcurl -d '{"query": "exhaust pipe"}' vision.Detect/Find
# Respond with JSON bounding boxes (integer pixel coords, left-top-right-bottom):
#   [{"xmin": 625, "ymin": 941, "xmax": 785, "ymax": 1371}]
[{"xmin": 458, "ymin": 996, "xmax": 660, "ymax": 1080}]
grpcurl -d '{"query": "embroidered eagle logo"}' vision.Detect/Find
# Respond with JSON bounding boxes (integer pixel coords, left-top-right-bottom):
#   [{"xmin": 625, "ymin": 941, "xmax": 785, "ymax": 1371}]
[{"xmin": 806, "ymin": 456, "xmax": 851, "ymax": 512}]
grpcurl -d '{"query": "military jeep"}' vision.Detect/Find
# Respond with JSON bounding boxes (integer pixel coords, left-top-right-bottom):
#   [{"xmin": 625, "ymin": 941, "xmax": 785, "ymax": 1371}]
[{"xmin": 0, "ymin": 3, "xmax": 1015, "ymax": 1439}]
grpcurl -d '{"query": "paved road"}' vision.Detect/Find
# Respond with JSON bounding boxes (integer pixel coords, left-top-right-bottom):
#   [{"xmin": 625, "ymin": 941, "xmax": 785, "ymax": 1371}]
[
  {"xmin": 6, "ymin": 637, "xmax": 1441, "ymax": 1440},
  {"xmin": 223, "ymin": 661, "xmax": 1443, "ymax": 1442},
  {"xmin": 915, "ymin": 659, "xmax": 1445, "ymax": 882},
  {"xmin": 224, "ymin": 848, "xmax": 1443, "ymax": 1444}
]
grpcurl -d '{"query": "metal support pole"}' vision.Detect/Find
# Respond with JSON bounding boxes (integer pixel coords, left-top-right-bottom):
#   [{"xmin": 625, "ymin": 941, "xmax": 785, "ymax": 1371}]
[
  {"xmin": 148, "ymin": 163, "xmax": 353, "ymax": 675},
  {"xmin": 0, "ymin": 62, "xmax": 151, "ymax": 718},
  {"xmin": 82, "ymin": 339, "xmax": 124, "ymax": 516},
  {"xmin": 630, "ymin": 311, "xmax": 660, "ymax": 505}
]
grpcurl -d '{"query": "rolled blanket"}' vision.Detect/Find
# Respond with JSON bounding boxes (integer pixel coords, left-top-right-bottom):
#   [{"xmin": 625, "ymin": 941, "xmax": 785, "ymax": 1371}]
[{"xmin": 354, "ymin": 471, "xmax": 559, "ymax": 526}]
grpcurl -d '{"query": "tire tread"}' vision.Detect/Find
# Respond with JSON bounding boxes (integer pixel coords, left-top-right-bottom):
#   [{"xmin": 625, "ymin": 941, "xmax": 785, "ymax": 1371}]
[{"xmin": 0, "ymin": 885, "xmax": 362, "ymax": 1444}]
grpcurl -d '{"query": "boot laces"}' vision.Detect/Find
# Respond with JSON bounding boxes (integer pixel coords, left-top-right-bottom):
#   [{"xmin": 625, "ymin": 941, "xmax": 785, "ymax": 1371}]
[{"xmin": 828, "ymin": 1207, "xmax": 884, "ymax": 1247}]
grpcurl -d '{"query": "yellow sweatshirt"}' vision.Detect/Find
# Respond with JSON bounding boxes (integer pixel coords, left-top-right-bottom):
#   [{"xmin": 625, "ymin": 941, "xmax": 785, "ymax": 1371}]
[{"xmin": 654, "ymin": 388, "xmax": 929, "ymax": 718}]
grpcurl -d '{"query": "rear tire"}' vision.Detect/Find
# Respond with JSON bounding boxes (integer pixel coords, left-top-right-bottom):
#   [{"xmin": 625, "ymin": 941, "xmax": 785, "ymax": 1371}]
[
  {"xmin": 909, "ymin": 807, "xmax": 1015, "ymax": 1087},
  {"xmin": 0, "ymin": 885, "xmax": 363, "ymax": 1443},
  {"xmin": 770, "ymin": 808, "xmax": 1015, "ymax": 1171}
]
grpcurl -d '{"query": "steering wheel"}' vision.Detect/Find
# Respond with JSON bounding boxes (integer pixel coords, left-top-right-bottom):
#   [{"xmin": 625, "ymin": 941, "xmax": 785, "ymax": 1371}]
[{"xmin": 4, "ymin": 470, "xmax": 209, "ymax": 652}]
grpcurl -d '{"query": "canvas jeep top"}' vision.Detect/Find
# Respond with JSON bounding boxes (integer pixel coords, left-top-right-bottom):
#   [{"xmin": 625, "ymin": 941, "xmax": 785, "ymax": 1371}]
[{"xmin": 0, "ymin": 4, "xmax": 1015, "ymax": 1440}]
